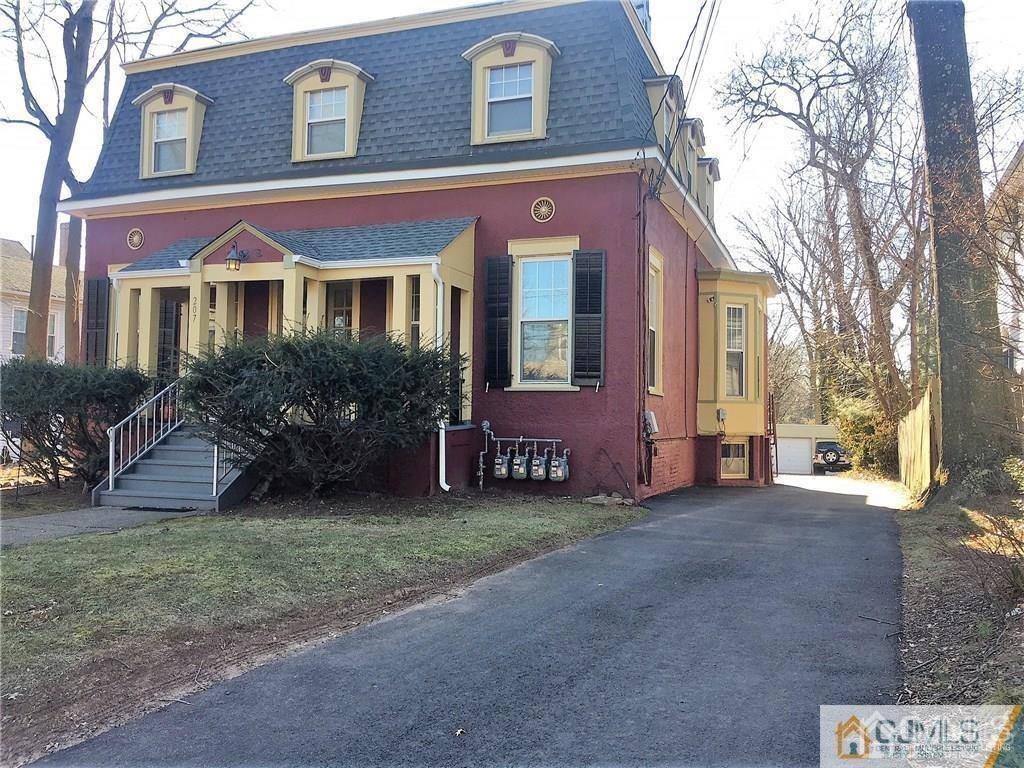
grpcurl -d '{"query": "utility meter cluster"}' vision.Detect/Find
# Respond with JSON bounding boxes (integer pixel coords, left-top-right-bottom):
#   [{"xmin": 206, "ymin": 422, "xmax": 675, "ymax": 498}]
[
  {"xmin": 492, "ymin": 442, "xmax": 571, "ymax": 483},
  {"xmin": 477, "ymin": 422, "xmax": 571, "ymax": 489}
]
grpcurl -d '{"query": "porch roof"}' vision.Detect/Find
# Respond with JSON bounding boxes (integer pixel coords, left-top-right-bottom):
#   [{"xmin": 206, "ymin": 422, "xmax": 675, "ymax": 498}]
[{"xmin": 120, "ymin": 216, "xmax": 478, "ymax": 272}]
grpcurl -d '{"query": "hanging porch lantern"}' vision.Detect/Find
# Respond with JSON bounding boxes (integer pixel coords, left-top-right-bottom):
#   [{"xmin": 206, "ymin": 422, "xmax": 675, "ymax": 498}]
[{"xmin": 225, "ymin": 241, "xmax": 243, "ymax": 272}]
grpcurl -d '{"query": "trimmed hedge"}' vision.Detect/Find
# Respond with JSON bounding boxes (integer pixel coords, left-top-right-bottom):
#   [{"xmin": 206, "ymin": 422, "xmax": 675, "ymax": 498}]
[
  {"xmin": 181, "ymin": 330, "xmax": 459, "ymax": 495},
  {"xmin": 0, "ymin": 359, "xmax": 151, "ymax": 487}
]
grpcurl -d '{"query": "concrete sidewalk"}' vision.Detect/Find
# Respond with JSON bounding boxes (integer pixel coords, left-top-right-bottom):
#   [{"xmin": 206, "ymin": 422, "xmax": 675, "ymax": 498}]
[{"xmin": 1, "ymin": 506, "xmax": 201, "ymax": 548}]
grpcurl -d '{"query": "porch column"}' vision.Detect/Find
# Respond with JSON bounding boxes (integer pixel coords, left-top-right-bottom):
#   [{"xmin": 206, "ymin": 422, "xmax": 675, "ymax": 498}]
[
  {"xmin": 305, "ymin": 278, "xmax": 325, "ymax": 331},
  {"xmin": 282, "ymin": 267, "xmax": 304, "ymax": 332},
  {"xmin": 114, "ymin": 282, "xmax": 139, "ymax": 367},
  {"xmin": 391, "ymin": 274, "xmax": 409, "ymax": 341},
  {"xmin": 213, "ymin": 282, "xmax": 233, "ymax": 346},
  {"xmin": 417, "ymin": 267, "xmax": 438, "ymax": 348},
  {"xmin": 137, "ymin": 285, "xmax": 160, "ymax": 375},
  {"xmin": 186, "ymin": 275, "xmax": 211, "ymax": 358}
]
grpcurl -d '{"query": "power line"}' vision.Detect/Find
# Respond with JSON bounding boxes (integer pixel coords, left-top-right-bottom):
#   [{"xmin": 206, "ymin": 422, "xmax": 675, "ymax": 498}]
[
  {"xmin": 686, "ymin": 0, "xmax": 722, "ymax": 105},
  {"xmin": 636, "ymin": 0, "xmax": 709, "ymax": 166}
]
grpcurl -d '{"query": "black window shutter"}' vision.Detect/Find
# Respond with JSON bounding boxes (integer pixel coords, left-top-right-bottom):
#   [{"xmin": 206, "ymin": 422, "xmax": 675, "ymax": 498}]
[
  {"xmin": 485, "ymin": 255, "xmax": 512, "ymax": 388},
  {"xmin": 572, "ymin": 249, "xmax": 606, "ymax": 386},
  {"xmin": 83, "ymin": 277, "xmax": 110, "ymax": 366}
]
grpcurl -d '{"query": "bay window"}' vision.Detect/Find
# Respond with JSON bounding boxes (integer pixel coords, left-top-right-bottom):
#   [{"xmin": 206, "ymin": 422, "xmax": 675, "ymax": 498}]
[{"xmin": 726, "ymin": 304, "xmax": 745, "ymax": 397}]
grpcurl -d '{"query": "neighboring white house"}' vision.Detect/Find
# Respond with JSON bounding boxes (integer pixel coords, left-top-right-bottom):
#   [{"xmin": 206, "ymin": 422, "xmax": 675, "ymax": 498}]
[
  {"xmin": 0, "ymin": 237, "xmax": 67, "ymax": 363},
  {"xmin": 991, "ymin": 141, "xmax": 1024, "ymax": 374}
]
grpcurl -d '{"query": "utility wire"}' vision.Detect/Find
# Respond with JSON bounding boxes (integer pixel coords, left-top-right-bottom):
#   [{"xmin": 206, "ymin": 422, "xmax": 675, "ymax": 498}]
[
  {"xmin": 686, "ymin": 0, "xmax": 722, "ymax": 104},
  {"xmin": 636, "ymin": 0, "xmax": 709, "ymax": 169},
  {"xmin": 653, "ymin": 0, "xmax": 722, "ymax": 197}
]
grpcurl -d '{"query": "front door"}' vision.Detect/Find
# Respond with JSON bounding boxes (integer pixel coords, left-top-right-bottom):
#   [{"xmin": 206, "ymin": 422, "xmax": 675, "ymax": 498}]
[{"xmin": 157, "ymin": 292, "xmax": 187, "ymax": 381}]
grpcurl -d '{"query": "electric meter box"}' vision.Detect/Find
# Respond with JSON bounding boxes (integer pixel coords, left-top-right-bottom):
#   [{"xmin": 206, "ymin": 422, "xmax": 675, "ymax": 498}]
[
  {"xmin": 530, "ymin": 454, "xmax": 548, "ymax": 480},
  {"xmin": 511, "ymin": 453, "xmax": 529, "ymax": 480},
  {"xmin": 493, "ymin": 452, "xmax": 509, "ymax": 480},
  {"xmin": 549, "ymin": 454, "xmax": 570, "ymax": 482}
]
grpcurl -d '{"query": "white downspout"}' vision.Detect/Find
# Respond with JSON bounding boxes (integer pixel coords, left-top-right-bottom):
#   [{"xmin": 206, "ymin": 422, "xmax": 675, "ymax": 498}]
[{"xmin": 432, "ymin": 262, "xmax": 451, "ymax": 492}]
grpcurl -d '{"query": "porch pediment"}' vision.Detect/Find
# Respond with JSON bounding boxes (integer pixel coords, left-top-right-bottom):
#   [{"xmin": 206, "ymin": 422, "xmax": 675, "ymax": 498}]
[{"xmin": 116, "ymin": 216, "xmax": 477, "ymax": 276}]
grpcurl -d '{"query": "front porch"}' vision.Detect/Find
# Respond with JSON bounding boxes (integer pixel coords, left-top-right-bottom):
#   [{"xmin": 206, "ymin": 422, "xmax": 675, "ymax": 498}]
[{"xmin": 109, "ymin": 218, "xmax": 476, "ymax": 422}]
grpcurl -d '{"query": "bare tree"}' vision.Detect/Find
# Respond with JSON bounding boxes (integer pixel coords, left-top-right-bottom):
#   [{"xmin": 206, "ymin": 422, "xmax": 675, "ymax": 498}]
[
  {"xmin": 1, "ymin": 0, "xmax": 257, "ymax": 361},
  {"xmin": 722, "ymin": 0, "xmax": 919, "ymax": 420}
]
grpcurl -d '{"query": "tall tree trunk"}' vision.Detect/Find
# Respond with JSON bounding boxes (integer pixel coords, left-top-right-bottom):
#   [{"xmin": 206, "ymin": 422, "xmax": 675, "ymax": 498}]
[
  {"xmin": 24, "ymin": 2, "xmax": 95, "ymax": 359},
  {"xmin": 909, "ymin": 0, "xmax": 1015, "ymax": 478}
]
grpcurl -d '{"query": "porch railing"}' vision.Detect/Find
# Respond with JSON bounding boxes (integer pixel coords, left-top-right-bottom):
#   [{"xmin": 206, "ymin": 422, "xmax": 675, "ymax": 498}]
[{"xmin": 107, "ymin": 378, "xmax": 184, "ymax": 491}]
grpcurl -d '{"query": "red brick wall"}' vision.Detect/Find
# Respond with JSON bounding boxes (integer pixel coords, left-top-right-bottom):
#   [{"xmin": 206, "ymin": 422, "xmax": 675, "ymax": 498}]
[
  {"xmin": 87, "ymin": 173, "xmax": 646, "ymax": 498},
  {"xmin": 638, "ymin": 198, "xmax": 702, "ymax": 499}
]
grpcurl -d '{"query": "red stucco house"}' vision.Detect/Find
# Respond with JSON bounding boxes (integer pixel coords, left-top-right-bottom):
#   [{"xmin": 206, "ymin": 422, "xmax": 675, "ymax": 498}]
[{"xmin": 60, "ymin": 0, "xmax": 777, "ymax": 508}]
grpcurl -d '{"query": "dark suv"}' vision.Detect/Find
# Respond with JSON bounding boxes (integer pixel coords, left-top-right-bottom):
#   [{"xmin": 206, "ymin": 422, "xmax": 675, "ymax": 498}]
[{"xmin": 813, "ymin": 440, "xmax": 851, "ymax": 473}]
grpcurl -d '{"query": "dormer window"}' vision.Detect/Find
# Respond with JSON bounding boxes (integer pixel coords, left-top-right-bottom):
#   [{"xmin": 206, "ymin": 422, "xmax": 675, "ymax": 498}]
[
  {"xmin": 153, "ymin": 109, "xmax": 187, "ymax": 173},
  {"xmin": 487, "ymin": 62, "xmax": 533, "ymax": 136},
  {"xmin": 132, "ymin": 83, "xmax": 212, "ymax": 179},
  {"xmin": 463, "ymin": 32, "xmax": 560, "ymax": 145},
  {"xmin": 284, "ymin": 59, "xmax": 373, "ymax": 162},
  {"xmin": 306, "ymin": 87, "xmax": 347, "ymax": 155}
]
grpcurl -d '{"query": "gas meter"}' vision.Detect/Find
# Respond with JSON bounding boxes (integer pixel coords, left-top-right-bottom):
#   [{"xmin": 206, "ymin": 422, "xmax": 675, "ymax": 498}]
[
  {"xmin": 511, "ymin": 449, "xmax": 529, "ymax": 480},
  {"xmin": 493, "ymin": 448, "xmax": 510, "ymax": 480},
  {"xmin": 530, "ymin": 448, "xmax": 549, "ymax": 480},
  {"xmin": 548, "ymin": 449, "xmax": 570, "ymax": 482}
]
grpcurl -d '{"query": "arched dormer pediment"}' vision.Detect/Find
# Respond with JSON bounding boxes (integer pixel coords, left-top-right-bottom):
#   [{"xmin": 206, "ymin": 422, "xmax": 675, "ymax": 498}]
[
  {"xmin": 461, "ymin": 32, "xmax": 560, "ymax": 145},
  {"xmin": 285, "ymin": 59, "xmax": 373, "ymax": 162},
  {"xmin": 132, "ymin": 83, "xmax": 212, "ymax": 179}
]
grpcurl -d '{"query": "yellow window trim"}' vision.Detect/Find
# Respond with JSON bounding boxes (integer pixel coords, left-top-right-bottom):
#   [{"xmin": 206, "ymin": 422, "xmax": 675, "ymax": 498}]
[
  {"xmin": 463, "ymin": 32, "xmax": 559, "ymax": 146},
  {"xmin": 285, "ymin": 59, "xmax": 374, "ymax": 163},
  {"xmin": 133, "ymin": 83, "xmax": 212, "ymax": 180},
  {"xmin": 648, "ymin": 246, "xmax": 664, "ymax": 395},
  {"xmin": 507, "ymin": 234, "xmax": 580, "ymax": 391}
]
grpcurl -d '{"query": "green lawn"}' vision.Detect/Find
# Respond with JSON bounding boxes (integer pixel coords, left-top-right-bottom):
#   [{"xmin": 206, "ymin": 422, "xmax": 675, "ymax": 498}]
[{"xmin": 1, "ymin": 496, "xmax": 640, "ymax": 709}]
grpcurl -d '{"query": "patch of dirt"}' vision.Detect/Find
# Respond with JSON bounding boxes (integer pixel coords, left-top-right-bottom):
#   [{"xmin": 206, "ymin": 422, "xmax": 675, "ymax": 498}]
[
  {"xmin": 897, "ymin": 506, "xmax": 1024, "ymax": 705},
  {"xmin": 0, "ymin": 535, "xmax": 583, "ymax": 767}
]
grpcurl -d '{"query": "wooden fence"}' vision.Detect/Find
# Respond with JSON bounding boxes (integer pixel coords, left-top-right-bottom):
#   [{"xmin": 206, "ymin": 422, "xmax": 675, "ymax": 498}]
[{"xmin": 898, "ymin": 379, "xmax": 940, "ymax": 497}]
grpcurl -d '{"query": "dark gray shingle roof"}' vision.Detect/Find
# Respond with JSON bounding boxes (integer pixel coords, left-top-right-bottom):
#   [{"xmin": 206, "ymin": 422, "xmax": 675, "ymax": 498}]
[
  {"xmin": 81, "ymin": 2, "xmax": 658, "ymax": 199},
  {"xmin": 120, "ymin": 217, "xmax": 477, "ymax": 272},
  {"xmin": 119, "ymin": 237, "xmax": 212, "ymax": 272}
]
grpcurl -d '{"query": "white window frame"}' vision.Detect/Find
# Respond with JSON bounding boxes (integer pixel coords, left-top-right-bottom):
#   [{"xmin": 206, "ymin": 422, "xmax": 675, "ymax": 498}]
[
  {"xmin": 648, "ymin": 250, "xmax": 664, "ymax": 394},
  {"xmin": 725, "ymin": 304, "xmax": 746, "ymax": 398},
  {"xmin": 408, "ymin": 275, "xmax": 421, "ymax": 350},
  {"xmin": 152, "ymin": 108, "xmax": 188, "ymax": 174},
  {"xmin": 515, "ymin": 253, "xmax": 573, "ymax": 387},
  {"xmin": 12, "ymin": 307, "xmax": 27, "ymax": 355},
  {"xmin": 47, "ymin": 312, "xmax": 57, "ymax": 358},
  {"xmin": 485, "ymin": 62, "xmax": 534, "ymax": 138},
  {"xmin": 304, "ymin": 86, "xmax": 348, "ymax": 157},
  {"xmin": 721, "ymin": 439, "xmax": 748, "ymax": 479}
]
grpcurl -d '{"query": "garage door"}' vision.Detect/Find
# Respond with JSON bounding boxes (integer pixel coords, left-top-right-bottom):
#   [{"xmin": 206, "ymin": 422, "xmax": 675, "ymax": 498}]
[{"xmin": 776, "ymin": 437, "xmax": 813, "ymax": 474}]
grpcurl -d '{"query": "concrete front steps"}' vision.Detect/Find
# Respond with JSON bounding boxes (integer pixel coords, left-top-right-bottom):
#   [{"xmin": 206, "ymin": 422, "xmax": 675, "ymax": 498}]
[{"xmin": 94, "ymin": 426, "xmax": 254, "ymax": 511}]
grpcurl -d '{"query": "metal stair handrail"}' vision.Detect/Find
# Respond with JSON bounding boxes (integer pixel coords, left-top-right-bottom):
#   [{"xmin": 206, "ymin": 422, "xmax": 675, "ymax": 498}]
[{"xmin": 107, "ymin": 378, "xmax": 184, "ymax": 491}]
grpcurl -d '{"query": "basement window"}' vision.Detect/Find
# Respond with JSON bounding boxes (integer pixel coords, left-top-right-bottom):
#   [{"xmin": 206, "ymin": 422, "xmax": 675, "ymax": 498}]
[{"xmin": 721, "ymin": 440, "xmax": 748, "ymax": 479}]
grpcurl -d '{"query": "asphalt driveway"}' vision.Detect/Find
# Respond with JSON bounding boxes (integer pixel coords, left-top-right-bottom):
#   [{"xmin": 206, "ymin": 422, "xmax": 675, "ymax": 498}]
[{"xmin": 40, "ymin": 478, "xmax": 901, "ymax": 767}]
